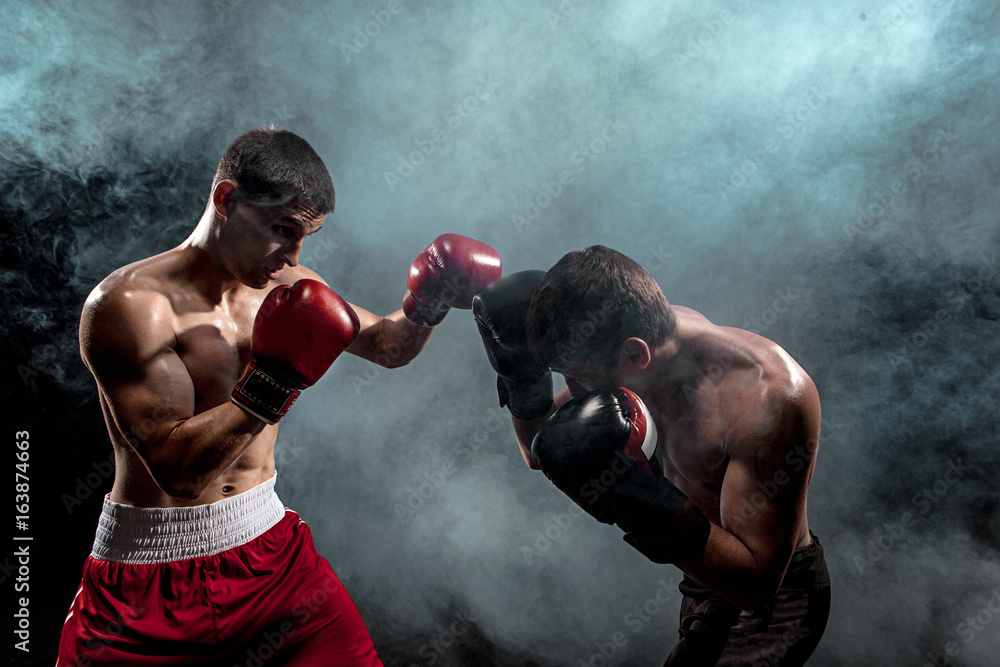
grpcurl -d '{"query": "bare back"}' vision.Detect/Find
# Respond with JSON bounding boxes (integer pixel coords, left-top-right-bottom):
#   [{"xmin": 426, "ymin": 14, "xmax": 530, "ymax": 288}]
[{"xmin": 649, "ymin": 307, "xmax": 820, "ymax": 553}]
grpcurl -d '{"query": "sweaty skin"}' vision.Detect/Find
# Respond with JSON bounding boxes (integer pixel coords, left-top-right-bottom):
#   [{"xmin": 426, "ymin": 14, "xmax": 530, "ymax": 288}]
[
  {"xmin": 513, "ymin": 306, "xmax": 821, "ymax": 610},
  {"xmin": 80, "ymin": 180, "xmax": 433, "ymax": 508}
]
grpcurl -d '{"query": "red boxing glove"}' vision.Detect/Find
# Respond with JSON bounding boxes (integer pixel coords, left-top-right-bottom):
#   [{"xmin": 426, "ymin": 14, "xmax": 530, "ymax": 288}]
[
  {"xmin": 232, "ymin": 279, "xmax": 360, "ymax": 424},
  {"xmin": 403, "ymin": 234, "xmax": 502, "ymax": 326}
]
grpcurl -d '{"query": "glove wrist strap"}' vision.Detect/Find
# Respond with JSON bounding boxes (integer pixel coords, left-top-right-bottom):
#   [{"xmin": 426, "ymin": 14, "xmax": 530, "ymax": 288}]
[
  {"xmin": 231, "ymin": 360, "xmax": 300, "ymax": 425},
  {"xmin": 403, "ymin": 291, "xmax": 448, "ymax": 327}
]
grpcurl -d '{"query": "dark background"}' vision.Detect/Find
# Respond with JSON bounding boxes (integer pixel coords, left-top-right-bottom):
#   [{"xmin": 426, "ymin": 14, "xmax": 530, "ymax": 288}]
[{"xmin": 3, "ymin": 1, "xmax": 998, "ymax": 665}]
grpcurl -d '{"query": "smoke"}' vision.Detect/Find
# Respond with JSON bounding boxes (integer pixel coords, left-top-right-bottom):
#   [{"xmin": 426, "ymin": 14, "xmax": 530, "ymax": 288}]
[{"xmin": 3, "ymin": 0, "xmax": 998, "ymax": 665}]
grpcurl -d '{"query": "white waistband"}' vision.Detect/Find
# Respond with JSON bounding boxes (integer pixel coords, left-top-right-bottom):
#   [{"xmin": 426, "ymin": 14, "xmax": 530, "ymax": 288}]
[{"xmin": 91, "ymin": 474, "xmax": 286, "ymax": 564}]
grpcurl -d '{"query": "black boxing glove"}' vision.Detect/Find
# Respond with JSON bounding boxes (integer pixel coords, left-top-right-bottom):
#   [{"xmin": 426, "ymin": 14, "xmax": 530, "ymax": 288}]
[
  {"xmin": 531, "ymin": 387, "xmax": 711, "ymax": 564},
  {"xmin": 473, "ymin": 271, "xmax": 554, "ymax": 420}
]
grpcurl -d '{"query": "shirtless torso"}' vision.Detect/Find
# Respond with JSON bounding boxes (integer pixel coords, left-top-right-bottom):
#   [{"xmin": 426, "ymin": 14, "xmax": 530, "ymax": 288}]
[
  {"xmin": 515, "ymin": 306, "xmax": 821, "ymax": 607},
  {"xmin": 79, "ymin": 187, "xmax": 429, "ymax": 508}
]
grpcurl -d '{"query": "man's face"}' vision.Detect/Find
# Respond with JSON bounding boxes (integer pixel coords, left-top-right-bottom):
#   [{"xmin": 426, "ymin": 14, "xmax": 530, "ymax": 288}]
[
  {"xmin": 222, "ymin": 196, "xmax": 325, "ymax": 288},
  {"xmin": 551, "ymin": 358, "xmax": 620, "ymax": 397}
]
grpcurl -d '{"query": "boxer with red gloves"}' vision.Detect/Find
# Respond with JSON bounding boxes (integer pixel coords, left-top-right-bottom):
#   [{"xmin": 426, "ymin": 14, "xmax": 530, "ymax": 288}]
[
  {"xmin": 476, "ymin": 246, "xmax": 830, "ymax": 666},
  {"xmin": 60, "ymin": 127, "xmax": 500, "ymax": 666},
  {"xmin": 405, "ymin": 234, "xmax": 503, "ymax": 326}
]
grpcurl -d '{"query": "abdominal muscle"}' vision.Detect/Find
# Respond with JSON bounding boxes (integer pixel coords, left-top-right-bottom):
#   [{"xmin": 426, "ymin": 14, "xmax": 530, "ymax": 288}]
[{"xmin": 107, "ymin": 422, "xmax": 278, "ymax": 508}]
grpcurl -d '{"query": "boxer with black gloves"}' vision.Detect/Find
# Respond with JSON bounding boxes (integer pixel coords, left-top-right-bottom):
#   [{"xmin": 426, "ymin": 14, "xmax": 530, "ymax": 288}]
[
  {"xmin": 59, "ymin": 127, "xmax": 501, "ymax": 666},
  {"xmin": 476, "ymin": 246, "xmax": 830, "ymax": 667},
  {"xmin": 531, "ymin": 387, "xmax": 711, "ymax": 565}
]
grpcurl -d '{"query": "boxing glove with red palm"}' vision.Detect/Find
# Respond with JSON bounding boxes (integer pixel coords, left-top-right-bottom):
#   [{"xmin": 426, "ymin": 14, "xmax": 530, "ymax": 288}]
[
  {"xmin": 232, "ymin": 279, "xmax": 360, "ymax": 424},
  {"xmin": 404, "ymin": 234, "xmax": 503, "ymax": 326}
]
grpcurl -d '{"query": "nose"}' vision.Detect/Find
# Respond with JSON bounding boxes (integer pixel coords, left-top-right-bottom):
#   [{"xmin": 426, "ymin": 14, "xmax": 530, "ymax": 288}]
[{"xmin": 279, "ymin": 239, "xmax": 303, "ymax": 267}]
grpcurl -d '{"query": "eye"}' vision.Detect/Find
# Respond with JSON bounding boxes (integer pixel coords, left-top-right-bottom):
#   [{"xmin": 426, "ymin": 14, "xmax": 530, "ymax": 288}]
[{"xmin": 273, "ymin": 225, "xmax": 295, "ymax": 238}]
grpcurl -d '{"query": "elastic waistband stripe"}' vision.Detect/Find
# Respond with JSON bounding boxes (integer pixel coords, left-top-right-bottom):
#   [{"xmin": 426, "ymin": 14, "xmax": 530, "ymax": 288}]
[{"xmin": 91, "ymin": 475, "xmax": 285, "ymax": 564}]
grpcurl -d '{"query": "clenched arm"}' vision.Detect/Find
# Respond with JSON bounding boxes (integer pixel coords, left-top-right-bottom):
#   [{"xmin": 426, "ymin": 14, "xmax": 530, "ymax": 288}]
[
  {"xmin": 282, "ymin": 264, "xmax": 435, "ymax": 369},
  {"xmin": 345, "ymin": 305, "xmax": 434, "ymax": 368},
  {"xmin": 511, "ymin": 385, "xmax": 573, "ymax": 469},
  {"xmin": 81, "ymin": 287, "xmax": 266, "ymax": 500},
  {"xmin": 675, "ymin": 386, "xmax": 820, "ymax": 609}
]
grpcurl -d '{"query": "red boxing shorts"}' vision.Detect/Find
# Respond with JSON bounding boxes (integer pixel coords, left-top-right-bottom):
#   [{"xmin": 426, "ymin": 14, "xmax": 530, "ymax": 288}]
[{"xmin": 57, "ymin": 474, "xmax": 383, "ymax": 666}]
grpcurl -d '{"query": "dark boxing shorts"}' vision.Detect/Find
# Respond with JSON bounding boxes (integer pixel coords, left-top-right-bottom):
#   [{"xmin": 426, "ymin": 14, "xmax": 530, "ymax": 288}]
[
  {"xmin": 664, "ymin": 531, "xmax": 831, "ymax": 667},
  {"xmin": 57, "ymin": 475, "xmax": 383, "ymax": 666}
]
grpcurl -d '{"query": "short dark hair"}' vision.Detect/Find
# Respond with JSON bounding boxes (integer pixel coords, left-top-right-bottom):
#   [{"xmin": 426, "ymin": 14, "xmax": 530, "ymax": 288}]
[
  {"xmin": 527, "ymin": 246, "xmax": 676, "ymax": 369},
  {"xmin": 212, "ymin": 126, "xmax": 335, "ymax": 214}
]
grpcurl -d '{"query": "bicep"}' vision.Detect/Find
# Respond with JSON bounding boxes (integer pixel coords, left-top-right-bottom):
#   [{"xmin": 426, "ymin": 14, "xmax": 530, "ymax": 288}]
[
  {"xmin": 719, "ymin": 456, "xmax": 800, "ymax": 571},
  {"xmin": 83, "ymin": 294, "xmax": 195, "ymax": 455},
  {"xmin": 718, "ymin": 431, "xmax": 813, "ymax": 578},
  {"xmin": 343, "ymin": 302, "xmax": 388, "ymax": 362}
]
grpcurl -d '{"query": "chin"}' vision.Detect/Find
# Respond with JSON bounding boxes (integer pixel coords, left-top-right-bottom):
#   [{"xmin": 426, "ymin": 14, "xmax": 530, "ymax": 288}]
[{"xmin": 241, "ymin": 275, "xmax": 270, "ymax": 290}]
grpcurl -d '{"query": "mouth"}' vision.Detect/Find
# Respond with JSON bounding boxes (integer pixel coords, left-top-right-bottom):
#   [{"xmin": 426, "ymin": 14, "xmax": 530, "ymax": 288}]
[{"xmin": 266, "ymin": 267, "xmax": 282, "ymax": 280}]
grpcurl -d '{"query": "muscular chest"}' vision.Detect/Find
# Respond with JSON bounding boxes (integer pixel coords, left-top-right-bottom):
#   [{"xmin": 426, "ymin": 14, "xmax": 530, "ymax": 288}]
[
  {"xmin": 651, "ymin": 390, "xmax": 732, "ymax": 512},
  {"xmin": 174, "ymin": 304, "xmax": 257, "ymax": 410}
]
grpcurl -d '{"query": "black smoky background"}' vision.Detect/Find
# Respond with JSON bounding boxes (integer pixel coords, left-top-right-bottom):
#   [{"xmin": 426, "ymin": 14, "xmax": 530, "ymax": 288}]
[{"xmin": 2, "ymin": 1, "xmax": 998, "ymax": 665}]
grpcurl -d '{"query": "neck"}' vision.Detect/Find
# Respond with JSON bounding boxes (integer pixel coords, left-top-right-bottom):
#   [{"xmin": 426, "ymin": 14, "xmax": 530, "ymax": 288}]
[
  {"xmin": 176, "ymin": 206, "xmax": 242, "ymax": 304},
  {"xmin": 640, "ymin": 334, "xmax": 701, "ymax": 403}
]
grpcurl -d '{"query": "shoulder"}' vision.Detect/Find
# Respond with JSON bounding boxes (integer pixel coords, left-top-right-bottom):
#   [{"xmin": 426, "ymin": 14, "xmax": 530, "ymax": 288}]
[
  {"xmin": 692, "ymin": 323, "xmax": 820, "ymax": 459},
  {"xmin": 80, "ymin": 256, "xmax": 178, "ymax": 368},
  {"xmin": 732, "ymin": 335, "xmax": 821, "ymax": 463},
  {"xmin": 83, "ymin": 257, "xmax": 175, "ymax": 327}
]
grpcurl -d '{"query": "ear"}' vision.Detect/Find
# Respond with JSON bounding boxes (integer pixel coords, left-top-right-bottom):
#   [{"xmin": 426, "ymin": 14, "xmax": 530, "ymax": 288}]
[
  {"xmin": 212, "ymin": 180, "xmax": 238, "ymax": 218},
  {"xmin": 617, "ymin": 337, "xmax": 651, "ymax": 373}
]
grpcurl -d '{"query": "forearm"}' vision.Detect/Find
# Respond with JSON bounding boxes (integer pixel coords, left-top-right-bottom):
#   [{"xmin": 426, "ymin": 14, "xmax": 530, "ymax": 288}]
[
  {"xmin": 348, "ymin": 309, "xmax": 435, "ymax": 368},
  {"xmin": 513, "ymin": 412, "xmax": 553, "ymax": 469},
  {"xmin": 377, "ymin": 310, "xmax": 435, "ymax": 367},
  {"xmin": 138, "ymin": 402, "xmax": 266, "ymax": 500},
  {"xmin": 675, "ymin": 524, "xmax": 785, "ymax": 610},
  {"xmin": 511, "ymin": 385, "xmax": 569, "ymax": 468}
]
